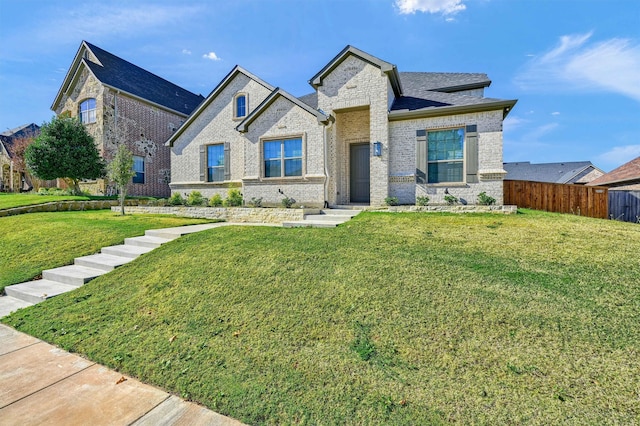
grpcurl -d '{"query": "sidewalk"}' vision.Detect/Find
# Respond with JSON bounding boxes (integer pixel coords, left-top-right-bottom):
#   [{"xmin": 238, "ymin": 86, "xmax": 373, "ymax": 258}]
[{"xmin": 0, "ymin": 324, "xmax": 245, "ymax": 425}]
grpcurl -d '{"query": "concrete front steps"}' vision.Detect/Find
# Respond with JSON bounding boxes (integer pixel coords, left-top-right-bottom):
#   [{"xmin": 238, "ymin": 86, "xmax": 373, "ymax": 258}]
[
  {"xmin": 282, "ymin": 208, "xmax": 362, "ymax": 228},
  {"xmin": 0, "ymin": 224, "xmax": 222, "ymax": 317}
]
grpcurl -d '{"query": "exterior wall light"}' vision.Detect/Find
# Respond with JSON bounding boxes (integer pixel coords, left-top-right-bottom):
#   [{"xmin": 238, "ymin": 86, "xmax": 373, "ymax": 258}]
[{"xmin": 373, "ymin": 141, "xmax": 382, "ymax": 157}]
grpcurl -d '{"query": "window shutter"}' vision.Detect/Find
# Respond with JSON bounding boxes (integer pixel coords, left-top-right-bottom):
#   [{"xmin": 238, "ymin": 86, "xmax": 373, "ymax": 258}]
[
  {"xmin": 466, "ymin": 125, "xmax": 478, "ymax": 183},
  {"xmin": 224, "ymin": 142, "xmax": 231, "ymax": 181},
  {"xmin": 199, "ymin": 145, "xmax": 206, "ymax": 182},
  {"xmin": 415, "ymin": 129, "xmax": 427, "ymax": 184}
]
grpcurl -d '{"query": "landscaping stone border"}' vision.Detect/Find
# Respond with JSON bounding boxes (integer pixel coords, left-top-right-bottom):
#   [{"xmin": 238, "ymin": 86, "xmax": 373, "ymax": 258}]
[
  {"xmin": 0, "ymin": 200, "xmax": 148, "ymax": 217},
  {"xmin": 377, "ymin": 205, "xmax": 518, "ymax": 214},
  {"xmin": 114, "ymin": 206, "xmax": 322, "ymax": 223}
]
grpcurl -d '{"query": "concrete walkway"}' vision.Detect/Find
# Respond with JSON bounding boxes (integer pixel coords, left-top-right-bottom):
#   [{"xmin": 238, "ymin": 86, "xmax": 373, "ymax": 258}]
[{"xmin": 0, "ymin": 324, "xmax": 245, "ymax": 425}]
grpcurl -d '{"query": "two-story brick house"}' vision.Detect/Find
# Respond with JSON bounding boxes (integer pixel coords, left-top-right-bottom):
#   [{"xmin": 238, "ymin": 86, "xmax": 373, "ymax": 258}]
[
  {"xmin": 168, "ymin": 45, "xmax": 516, "ymax": 206},
  {"xmin": 52, "ymin": 41, "xmax": 204, "ymax": 197}
]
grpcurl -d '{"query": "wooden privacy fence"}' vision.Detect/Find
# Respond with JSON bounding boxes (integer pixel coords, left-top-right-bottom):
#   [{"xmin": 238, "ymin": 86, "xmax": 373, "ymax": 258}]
[
  {"xmin": 504, "ymin": 180, "xmax": 608, "ymax": 219},
  {"xmin": 609, "ymin": 190, "xmax": 640, "ymax": 223}
]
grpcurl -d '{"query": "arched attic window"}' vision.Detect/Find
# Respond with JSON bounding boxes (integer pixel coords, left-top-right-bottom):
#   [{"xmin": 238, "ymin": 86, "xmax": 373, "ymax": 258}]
[
  {"xmin": 233, "ymin": 93, "xmax": 247, "ymax": 119},
  {"xmin": 79, "ymin": 98, "xmax": 97, "ymax": 124}
]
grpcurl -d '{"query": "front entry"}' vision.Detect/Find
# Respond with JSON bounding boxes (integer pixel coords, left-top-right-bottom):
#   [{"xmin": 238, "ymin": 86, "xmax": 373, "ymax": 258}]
[{"xmin": 350, "ymin": 143, "xmax": 370, "ymax": 203}]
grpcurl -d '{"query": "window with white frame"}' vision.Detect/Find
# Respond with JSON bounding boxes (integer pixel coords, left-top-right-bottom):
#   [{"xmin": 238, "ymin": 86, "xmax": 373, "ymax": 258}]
[
  {"xmin": 263, "ymin": 138, "xmax": 302, "ymax": 178},
  {"xmin": 234, "ymin": 93, "xmax": 247, "ymax": 119},
  {"xmin": 427, "ymin": 128, "xmax": 464, "ymax": 183},
  {"xmin": 79, "ymin": 98, "xmax": 97, "ymax": 124},
  {"xmin": 133, "ymin": 155, "xmax": 145, "ymax": 184},
  {"xmin": 207, "ymin": 144, "xmax": 225, "ymax": 182}
]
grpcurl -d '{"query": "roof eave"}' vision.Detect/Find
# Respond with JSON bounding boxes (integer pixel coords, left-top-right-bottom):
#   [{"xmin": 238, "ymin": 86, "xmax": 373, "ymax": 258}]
[
  {"xmin": 389, "ymin": 99, "xmax": 517, "ymax": 121},
  {"xmin": 51, "ymin": 41, "xmax": 93, "ymax": 111},
  {"xmin": 436, "ymin": 80, "xmax": 492, "ymax": 93},
  {"xmin": 167, "ymin": 66, "xmax": 275, "ymax": 147},
  {"xmin": 104, "ymin": 84, "xmax": 190, "ymax": 118}
]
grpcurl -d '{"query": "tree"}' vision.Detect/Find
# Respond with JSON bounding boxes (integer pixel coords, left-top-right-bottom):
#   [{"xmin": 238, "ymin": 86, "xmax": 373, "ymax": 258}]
[
  {"xmin": 107, "ymin": 144, "xmax": 136, "ymax": 215},
  {"xmin": 25, "ymin": 116, "xmax": 105, "ymax": 194}
]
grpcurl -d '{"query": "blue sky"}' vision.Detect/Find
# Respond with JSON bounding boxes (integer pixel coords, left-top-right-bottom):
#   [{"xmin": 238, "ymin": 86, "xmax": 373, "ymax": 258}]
[{"xmin": 1, "ymin": 0, "xmax": 638, "ymax": 171}]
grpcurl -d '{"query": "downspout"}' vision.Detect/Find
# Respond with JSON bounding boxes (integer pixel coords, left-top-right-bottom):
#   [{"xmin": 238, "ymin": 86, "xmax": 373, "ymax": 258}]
[{"xmin": 323, "ymin": 118, "xmax": 333, "ymax": 209}]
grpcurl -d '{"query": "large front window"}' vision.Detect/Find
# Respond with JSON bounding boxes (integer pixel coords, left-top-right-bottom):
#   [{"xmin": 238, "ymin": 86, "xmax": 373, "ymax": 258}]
[
  {"xmin": 264, "ymin": 138, "xmax": 302, "ymax": 178},
  {"xmin": 133, "ymin": 155, "xmax": 145, "ymax": 184},
  {"xmin": 79, "ymin": 98, "xmax": 96, "ymax": 124},
  {"xmin": 428, "ymin": 128, "xmax": 464, "ymax": 183},
  {"xmin": 207, "ymin": 144, "xmax": 225, "ymax": 182}
]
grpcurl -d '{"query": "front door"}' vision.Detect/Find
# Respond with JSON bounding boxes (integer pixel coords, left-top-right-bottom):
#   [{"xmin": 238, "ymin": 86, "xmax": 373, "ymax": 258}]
[{"xmin": 350, "ymin": 143, "xmax": 370, "ymax": 203}]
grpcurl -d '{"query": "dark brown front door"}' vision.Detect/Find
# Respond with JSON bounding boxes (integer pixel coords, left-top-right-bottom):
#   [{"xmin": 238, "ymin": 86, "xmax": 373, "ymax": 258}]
[{"xmin": 350, "ymin": 143, "xmax": 370, "ymax": 203}]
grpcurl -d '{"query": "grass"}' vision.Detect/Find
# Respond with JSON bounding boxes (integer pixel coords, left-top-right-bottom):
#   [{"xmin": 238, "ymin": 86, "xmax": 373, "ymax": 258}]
[
  {"xmin": 3, "ymin": 210, "xmax": 640, "ymax": 424},
  {"xmin": 0, "ymin": 192, "xmax": 92, "ymax": 210},
  {"xmin": 0, "ymin": 210, "xmax": 214, "ymax": 292}
]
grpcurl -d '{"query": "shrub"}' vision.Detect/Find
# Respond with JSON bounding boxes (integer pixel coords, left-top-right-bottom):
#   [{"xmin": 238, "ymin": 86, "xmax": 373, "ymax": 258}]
[
  {"xmin": 224, "ymin": 189, "xmax": 243, "ymax": 207},
  {"xmin": 186, "ymin": 191, "xmax": 206, "ymax": 206},
  {"xmin": 281, "ymin": 197, "xmax": 295, "ymax": 209},
  {"xmin": 416, "ymin": 196, "xmax": 430, "ymax": 206},
  {"xmin": 477, "ymin": 192, "xmax": 496, "ymax": 206},
  {"xmin": 247, "ymin": 197, "xmax": 263, "ymax": 208},
  {"xmin": 444, "ymin": 194, "xmax": 458, "ymax": 205},
  {"xmin": 209, "ymin": 193, "xmax": 223, "ymax": 207},
  {"xmin": 168, "ymin": 192, "xmax": 185, "ymax": 206},
  {"xmin": 384, "ymin": 196, "xmax": 399, "ymax": 206}
]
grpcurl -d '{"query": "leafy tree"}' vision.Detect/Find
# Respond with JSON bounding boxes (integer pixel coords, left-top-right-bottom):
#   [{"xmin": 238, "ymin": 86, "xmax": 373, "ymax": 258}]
[
  {"xmin": 107, "ymin": 144, "xmax": 136, "ymax": 215},
  {"xmin": 25, "ymin": 116, "xmax": 105, "ymax": 194}
]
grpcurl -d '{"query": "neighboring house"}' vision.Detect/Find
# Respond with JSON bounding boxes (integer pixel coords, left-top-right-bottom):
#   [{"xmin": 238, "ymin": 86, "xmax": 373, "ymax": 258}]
[
  {"xmin": 167, "ymin": 45, "xmax": 516, "ymax": 207},
  {"xmin": 0, "ymin": 123, "xmax": 40, "ymax": 192},
  {"xmin": 503, "ymin": 161, "xmax": 604, "ymax": 185},
  {"xmin": 587, "ymin": 156, "xmax": 640, "ymax": 190},
  {"xmin": 52, "ymin": 41, "xmax": 204, "ymax": 197}
]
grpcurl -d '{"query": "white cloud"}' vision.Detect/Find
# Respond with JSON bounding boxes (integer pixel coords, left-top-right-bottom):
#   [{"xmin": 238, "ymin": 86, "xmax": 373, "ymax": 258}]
[
  {"xmin": 395, "ymin": 0, "xmax": 466, "ymax": 15},
  {"xmin": 502, "ymin": 115, "xmax": 528, "ymax": 132},
  {"xmin": 515, "ymin": 32, "xmax": 640, "ymax": 102},
  {"xmin": 182, "ymin": 49, "xmax": 192, "ymax": 55},
  {"xmin": 202, "ymin": 52, "xmax": 221, "ymax": 61},
  {"xmin": 598, "ymin": 145, "xmax": 640, "ymax": 166},
  {"xmin": 551, "ymin": 111, "xmax": 560, "ymax": 116}
]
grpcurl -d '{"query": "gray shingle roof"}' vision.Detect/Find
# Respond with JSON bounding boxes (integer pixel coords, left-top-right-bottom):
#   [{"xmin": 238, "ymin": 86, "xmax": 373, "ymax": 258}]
[
  {"xmin": 503, "ymin": 161, "xmax": 598, "ymax": 184},
  {"xmin": 84, "ymin": 42, "xmax": 204, "ymax": 115},
  {"xmin": 298, "ymin": 92, "xmax": 318, "ymax": 109},
  {"xmin": 399, "ymin": 72, "xmax": 491, "ymax": 92},
  {"xmin": 0, "ymin": 123, "xmax": 40, "ymax": 159}
]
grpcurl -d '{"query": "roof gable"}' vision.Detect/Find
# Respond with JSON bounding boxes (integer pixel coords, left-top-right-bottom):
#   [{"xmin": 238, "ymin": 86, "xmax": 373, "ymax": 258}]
[
  {"xmin": 587, "ymin": 156, "xmax": 640, "ymax": 186},
  {"xmin": 309, "ymin": 45, "xmax": 402, "ymax": 97},
  {"xmin": 236, "ymin": 88, "xmax": 331, "ymax": 133},
  {"xmin": 52, "ymin": 41, "xmax": 204, "ymax": 116},
  {"xmin": 166, "ymin": 66, "xmax": 275, "ymax": 146}
]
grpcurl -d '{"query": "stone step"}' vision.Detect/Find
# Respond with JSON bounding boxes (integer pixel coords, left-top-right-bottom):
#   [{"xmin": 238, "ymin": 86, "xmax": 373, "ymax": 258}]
[
  {"xmin": 75, "ymin": 253, "xmax": 132, "ymax": 272},
  {"xmin": 124, "ymin": 235, "xmax": 173, "ymax": 249},
  {"xmin": 42, "ymin": 265, "xmax": 106, "ymax": 287},
  {"xmin": 101, "ymin": 244, "xmax": 154, "ymax": 259},
  {"xmin": 0, "ymin": 295, "xmax": 34, "ymax": 318},
  {"xmin": 282, "ymin": 220, "xmax": 343, "ymax": 228},
  {"xmin": 320, "ymin": 209, "xmax": 361, "ymax": 217},
  {"xmin": 145, "ymin": 224, "xmax": 220, "ymax": 240},
  {"xmin": 304, "ymin": 214, "xmax": 349, "ymax": 222},
  {"xmin": 4, "ymin": 280, "xmax": 79, "ymax": 304}
]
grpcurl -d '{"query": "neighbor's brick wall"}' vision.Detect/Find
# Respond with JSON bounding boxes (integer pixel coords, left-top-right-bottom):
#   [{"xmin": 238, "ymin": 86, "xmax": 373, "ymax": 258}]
[
  {"xmin": 170, "ymin": 73, "xmax": 273, "ymax": 199},
  {"xmin": 243, "ymin": 96, "xmax": 326, "ymax": 207},
  {"xmin": 389, "ymin": 109, "xmax": 506, "ymax": 205},
  {"xmin": 318, "ymin": 56, "xmax": 391, "ymax": 206}
]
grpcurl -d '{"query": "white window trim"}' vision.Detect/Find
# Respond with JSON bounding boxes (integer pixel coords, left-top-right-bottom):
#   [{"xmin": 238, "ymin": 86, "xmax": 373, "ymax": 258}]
[{"xmin": 79, "ymin": 98, "xmax": 97, "ymax": 124}]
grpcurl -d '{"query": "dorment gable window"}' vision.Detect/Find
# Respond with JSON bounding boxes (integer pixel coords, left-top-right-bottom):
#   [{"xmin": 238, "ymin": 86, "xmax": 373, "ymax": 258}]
[
  {"xmin": 79, "ymin": 98, "xmax": 96, "ymax": 124},
  {"xmin": 233, "ymin": 93, "xmax": 247, "ymax": 119}
]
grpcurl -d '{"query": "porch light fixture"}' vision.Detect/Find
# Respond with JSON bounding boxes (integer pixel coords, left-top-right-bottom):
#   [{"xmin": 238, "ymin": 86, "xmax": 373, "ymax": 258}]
[{"xmin": 373, "ymin": 141, "xmax": 382, "ymax": 157}]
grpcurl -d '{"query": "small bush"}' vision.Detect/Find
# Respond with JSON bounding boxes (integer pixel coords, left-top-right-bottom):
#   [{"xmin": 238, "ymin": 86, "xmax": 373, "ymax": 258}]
[
  {"xmin": 155, "ymin": 198, "xmax": 167, "ymax": 207},
  {"xmin": 281, "ymin": 197, "xmax": 295, "ymax": 209},
  {"xmin": 168, "ymin": 192, "xmax": 185, "ymax": 206},
  {"xmin": 247, "ymin": 197, "xmax": 263, "ymax": 208},
  {"xmin": 384, "ymin": 196, "xmax": 399, "ymax": 206},
  {"xmin": 477, "ymin": 192, "xmax": 496, "ymax": 206},
  {"xmin": 209, "ymin": 193, "xmax": 223, "ymax": 207},
  {"xmin": 224, "ymin": 189, "xmax": 243, "ymax": 207},
  {"xmin": 186, "ymin": 191, "xmax": 206, "ymax": 206},
  {"xmin": 416, "ymin": 196, "xmax": 430, "ymax": 206},
  {"xmin": 444, "ymin": 194, "xmax": 458, "ymax": 205}
]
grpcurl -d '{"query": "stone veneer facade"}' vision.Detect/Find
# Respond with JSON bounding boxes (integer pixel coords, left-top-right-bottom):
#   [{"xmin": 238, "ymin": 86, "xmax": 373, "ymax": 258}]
[{"xmin": 168, "ymin": 47, "xmax": 514, "ymax": 207}]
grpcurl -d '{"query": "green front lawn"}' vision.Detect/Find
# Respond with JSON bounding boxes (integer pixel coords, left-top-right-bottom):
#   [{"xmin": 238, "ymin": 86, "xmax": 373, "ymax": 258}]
[
  {"xmin": 0, "ymin": 192, "xmax": 91, "ymax": 210},
  {"xmin": 3, "ymin": 210, "xmax": 639, "ymax": 424},
  {"xmin": 0, "ymin": 210, "xmax": 213, "ymax": 291}
]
